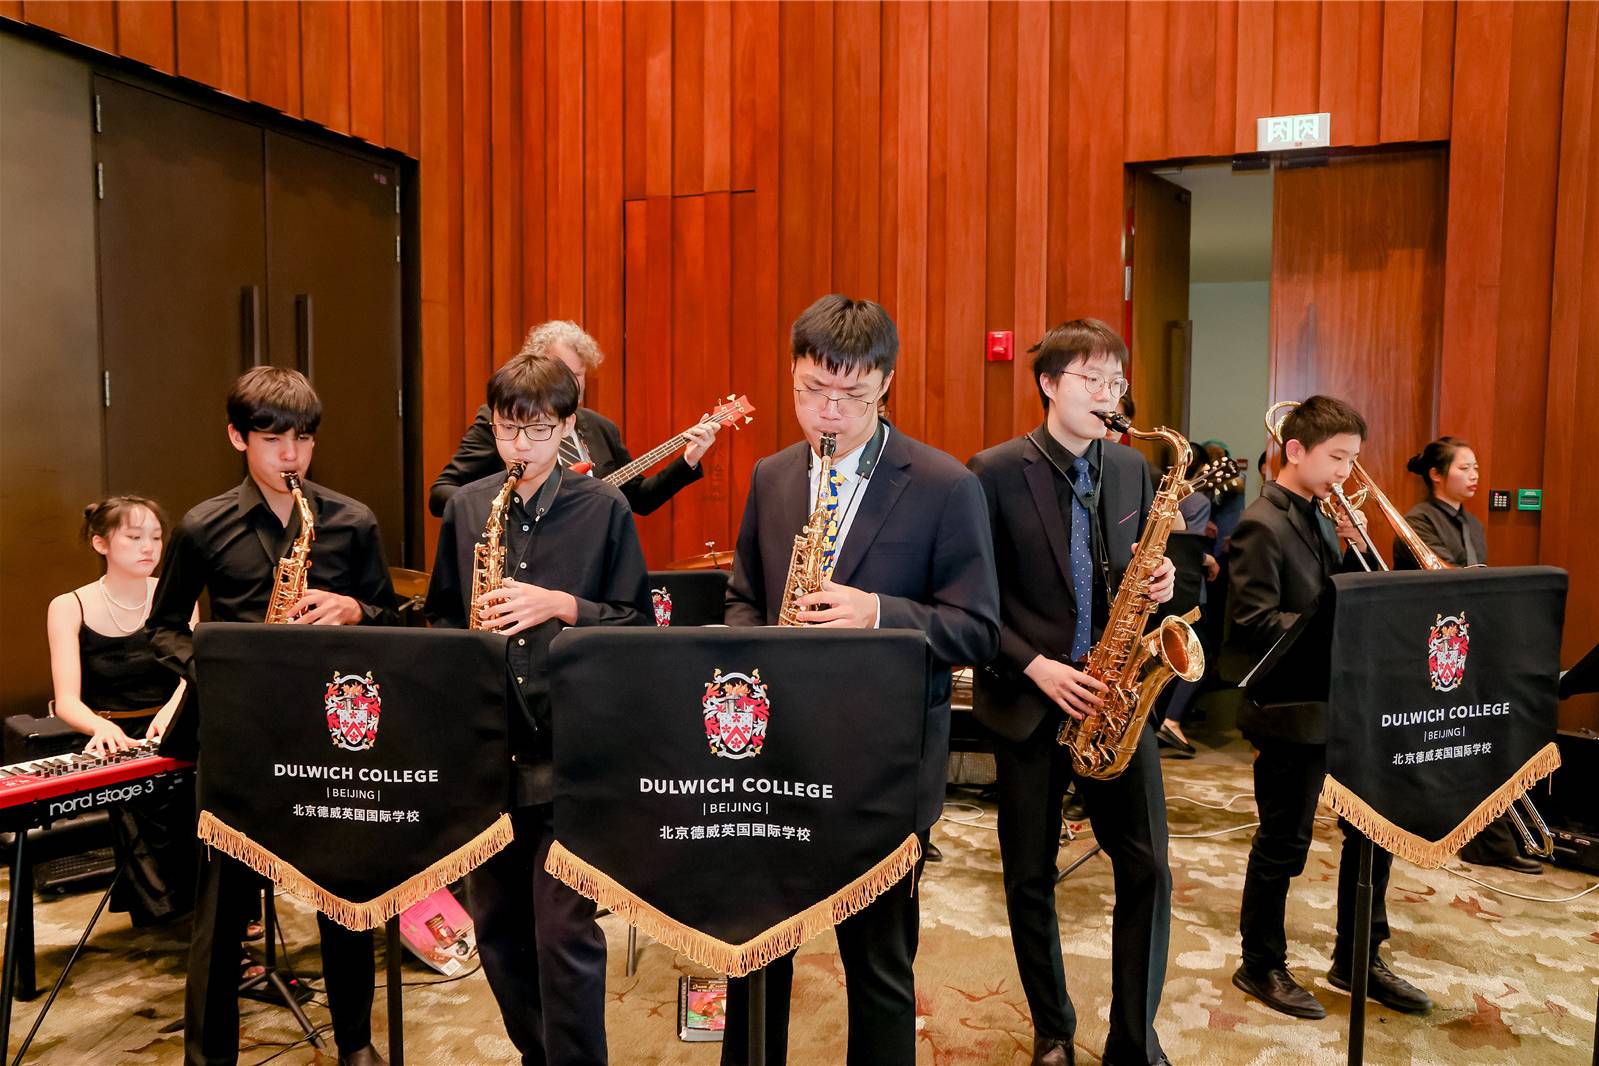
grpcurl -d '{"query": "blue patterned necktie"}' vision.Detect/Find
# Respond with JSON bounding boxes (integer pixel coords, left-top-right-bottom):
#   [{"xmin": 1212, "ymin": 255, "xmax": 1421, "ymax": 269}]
[
  {"xmin": 818, "ymin": 466, "xmax": 844, "ymax": 577},
  {"xmin": 1069, "ymin": 457, "xmax": 1094, "ymax": 660}
]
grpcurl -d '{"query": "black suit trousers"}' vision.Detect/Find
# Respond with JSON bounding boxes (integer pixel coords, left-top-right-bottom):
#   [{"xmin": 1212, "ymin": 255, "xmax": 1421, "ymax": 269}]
[
  {"xmin": 993, "ymin": 715, "xmax": 1171, "ymax": 1066},
  {"xmin": 719, "ymin": 831, "xmax": 929, "ymax": 1066},
  {"xmin": 466, "ymin": 803, "xmax": 608, "ymax": 1066},
  {"xmin": 1239, "ymin": 738, "xmax": 1391, "ymax": 975}
]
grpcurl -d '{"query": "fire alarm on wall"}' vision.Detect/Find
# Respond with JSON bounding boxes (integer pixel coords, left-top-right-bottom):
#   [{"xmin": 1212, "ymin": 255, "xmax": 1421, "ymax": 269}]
[{"xmin": 987, "ymin": 330, "xmax": 1013, "ymax": 362}]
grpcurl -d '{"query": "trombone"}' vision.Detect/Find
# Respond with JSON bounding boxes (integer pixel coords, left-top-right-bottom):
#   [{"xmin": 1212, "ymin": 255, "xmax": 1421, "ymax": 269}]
[
  {"xmin": 1265, "ymin": 401, "xmax": 1456, "ymax": 572},
  {"xmin": 1263, "ymin": 400, "xmax": 1554, "ymax": 857}
]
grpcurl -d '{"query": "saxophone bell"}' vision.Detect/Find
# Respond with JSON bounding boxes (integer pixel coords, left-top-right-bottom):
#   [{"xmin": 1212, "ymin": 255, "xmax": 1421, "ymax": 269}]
[{"xmin": 1057, "ymin": 417, "xmax": 1206, "ymax": 780}]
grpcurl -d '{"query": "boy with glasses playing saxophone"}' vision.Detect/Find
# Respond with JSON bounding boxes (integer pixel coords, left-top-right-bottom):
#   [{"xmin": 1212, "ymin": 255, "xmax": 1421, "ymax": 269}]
[{"xmin": 425, "ymin": 355, "xmax": 651, "ymax": 1065}]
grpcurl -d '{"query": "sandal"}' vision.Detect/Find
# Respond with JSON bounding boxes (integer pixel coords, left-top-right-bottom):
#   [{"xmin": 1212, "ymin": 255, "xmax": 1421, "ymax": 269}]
[{"xmin": 244, "ymin": 920, "xmax": 265, "ymax": 941}]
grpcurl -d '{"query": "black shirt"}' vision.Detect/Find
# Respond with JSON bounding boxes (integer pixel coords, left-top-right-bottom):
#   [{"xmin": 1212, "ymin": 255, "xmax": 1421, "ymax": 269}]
[
  {"xmin": 1399, "ymin": 496, "xmax": 1486, "ymax": 568},
  {"xmin": 425, "ymin": 465, "xmax": 651, "ymax": 804},
  {"xmin": 147, "ymin": 476, "xmax": 399, "ymax": 680}
]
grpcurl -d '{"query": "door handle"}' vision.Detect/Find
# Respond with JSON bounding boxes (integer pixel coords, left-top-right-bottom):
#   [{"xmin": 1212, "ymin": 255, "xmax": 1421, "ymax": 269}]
[
  {"xmin": 240, "ymin": 286, "xmax": 262, "ymax": 369},
  {"xmin": 295, "ymin": 293, "xmax": 313, "ymax": 381}
]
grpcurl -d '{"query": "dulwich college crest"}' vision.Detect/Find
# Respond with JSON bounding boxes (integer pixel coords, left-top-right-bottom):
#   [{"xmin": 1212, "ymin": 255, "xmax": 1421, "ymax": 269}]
[
  {"xmin": 651, "ymin": 586, "xmax": 673, "ymax": 627},
  {"xmin": 1427, "ymin": 613, "xmax": 1470, "ymax": 693},
  {"xmin": 325, "ymin": 670, "xmax": 382, "ymax": 752},
  {"xmin": 702, "ymin": 668, "xmax": 770, "ymax": 760}
]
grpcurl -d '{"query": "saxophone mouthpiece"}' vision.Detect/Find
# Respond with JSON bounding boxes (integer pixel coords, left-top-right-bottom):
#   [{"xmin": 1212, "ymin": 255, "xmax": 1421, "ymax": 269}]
[
  {"xmin": 281, "ymin": 472, "xmax": 302, "ymax": 492},
  {"xmin": 508, "ymin": 461, "xmax": 527, "ymax": 480},
  {"xmin": 820, "ymin": 432, "xmax": 838, "ymax": 458},
  {"xmin": 1094, "ymin": 410, "xmax": 1131, "ymax": 433}
]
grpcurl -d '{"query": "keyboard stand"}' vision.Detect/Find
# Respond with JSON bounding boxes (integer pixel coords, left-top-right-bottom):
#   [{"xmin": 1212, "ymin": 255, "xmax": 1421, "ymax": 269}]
[{"xmin": 5, "ymin": 840, "xmax": 124, "ymax": 1065}]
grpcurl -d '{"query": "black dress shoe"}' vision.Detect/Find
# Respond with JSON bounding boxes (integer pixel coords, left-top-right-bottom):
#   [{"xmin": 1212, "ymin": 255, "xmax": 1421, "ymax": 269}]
[
  {"xmin": 338, "ymin": 1045, "xmax": 388, "ymax": 1066},
  {"xmin": 1232, "ymin": 964, "xmax": 1326, "ymax": 1019},
  {"xmin": 1327, "ymin": 955, "xmax": 1432, "ymax": 1014},
  {"xmin": 1031, "ymin": 1035, "xmax": 1074, "ymax": 1066},
  {"xmin": 925, "ymin": 839, "xmax": 944, "ymax": 863},
  {"xmin": 1461, "ymin": 849, "xmax": 1543, "ymax": 874},
  {"xmin": 1155, "ymin": 723, "xmax": 1196, "ymax": 757}
]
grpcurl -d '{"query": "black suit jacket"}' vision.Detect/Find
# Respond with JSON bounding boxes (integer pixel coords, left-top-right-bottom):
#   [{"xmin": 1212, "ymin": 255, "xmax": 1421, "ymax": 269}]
[
  {"xmin": 1395, "ymin": 497, "xmax": 1487, "ymax": 569},
  {"xmin": 724, "ymin": 426, "xmax": 1001, "ymax": 828},
  {"xmin": 1229, "ymin": 481, "xmax": 1377, "ymax": 744},
  {"xmin": 428, "ymin": 404, "xmax": 703, "ymax": 517},
  {"xmin": 966, "ymin": 434, "xmax": 1155, "ymax": 743}
]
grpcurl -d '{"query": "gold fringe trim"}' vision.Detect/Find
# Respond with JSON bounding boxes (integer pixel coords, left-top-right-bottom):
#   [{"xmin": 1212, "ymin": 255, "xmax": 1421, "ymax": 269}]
[
  {"xmin": 196, "ymin": 809, "xmax": 514, "ymax": 931},
  {"xmin": 1320, "ymin": 742, "xmax": 1561, "ymax": 869},
  {"xmin": 544, "ymin": 833, "xmax": 922, "ymax": 977}
]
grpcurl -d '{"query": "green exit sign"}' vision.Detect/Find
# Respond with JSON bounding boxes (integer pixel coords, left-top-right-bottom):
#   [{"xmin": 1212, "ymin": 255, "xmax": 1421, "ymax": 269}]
[{"xmin": 1517, "ymin": 489, "xmax": 1542, "ymax": 512}]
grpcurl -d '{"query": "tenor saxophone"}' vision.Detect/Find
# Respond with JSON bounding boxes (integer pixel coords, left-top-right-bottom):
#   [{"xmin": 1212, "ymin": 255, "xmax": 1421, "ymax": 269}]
[
  {"xmin": 1058, "ymin": 413, "xmax": 1205, "ymax": 780},
  {"xmin": 777, "ymin": 433, "xmax": 837, "ymax": 626},
  {"xmin": 470, "ymin": 462, "xmax": 526, "ymax": 630},
  {"xmin": 264, "ymin": 473, "xmax": 316, "ymax": 624}
]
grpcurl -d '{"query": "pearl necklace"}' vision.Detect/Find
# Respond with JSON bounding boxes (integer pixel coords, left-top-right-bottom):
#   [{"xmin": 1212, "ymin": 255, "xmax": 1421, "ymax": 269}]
[{"xmin": 98, "ymin": 577, "xmax": 150, "ymax": 635}]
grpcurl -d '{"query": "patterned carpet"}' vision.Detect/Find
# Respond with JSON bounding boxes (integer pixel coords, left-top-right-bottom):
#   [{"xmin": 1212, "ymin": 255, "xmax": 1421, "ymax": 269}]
[{"xmin": 5, "ymin": 731, "xmax": 1596, "ymax": 1065}]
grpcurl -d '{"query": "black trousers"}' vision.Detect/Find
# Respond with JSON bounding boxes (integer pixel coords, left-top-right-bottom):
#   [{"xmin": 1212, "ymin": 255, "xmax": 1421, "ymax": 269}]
[
  {"xmin": 1239, "ymin": 738, "xmax": 1391, "ymax": 975},
  {"xmin": 993, "ymin": 714, "xmax": 1171, "ymax": 1066},
  {"xmin": 1458, "ymin": 813, "xmax": 1524, "ymax": 864},
  {"xmin": 465, "ymin": 803, "xmax": 607, "ymax": 1066},
  {"xmin": 720, "ymin": 830, "xmax": 929, "ymax": 1066},
  {"xmin": 184, "ymin": 851, "xmax": 374, "ymax": 1065}
]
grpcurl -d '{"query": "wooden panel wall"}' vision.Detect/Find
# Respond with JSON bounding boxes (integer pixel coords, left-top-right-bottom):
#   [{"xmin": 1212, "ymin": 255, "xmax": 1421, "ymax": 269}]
[
  {"xmin": 4, "ymin": 1, "xmax": 1593, "ymax": 720},
  {"xmin": 1269, "ymin": 150, "xmax": 1449, "ymax": 507}
]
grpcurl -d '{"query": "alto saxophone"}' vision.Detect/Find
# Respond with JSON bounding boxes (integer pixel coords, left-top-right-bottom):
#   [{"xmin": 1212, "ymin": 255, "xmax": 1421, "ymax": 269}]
[
  {"xmin": 470, "ymin": 462, "xmax": 526, "ymax": 630},
  {"xmin": 777, "ymin": 433, "xmax": 837, "ymax": 626},
  {"xmin": 1058, "ymin": 413, "xmax": 1205, "ymax": 780},
  {"xmin": 264, "ymin": 473, "xmax": 316, "ymax": 624}
]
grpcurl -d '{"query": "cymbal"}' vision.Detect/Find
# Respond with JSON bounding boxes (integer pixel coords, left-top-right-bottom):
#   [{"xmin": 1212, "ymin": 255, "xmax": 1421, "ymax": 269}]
[
  {"xmin": 389, "ymin": 566, "xmax": 431, "ymax": 601},
  {"xmin": 663, "ymin": 550, "xmax": 734, "ymax": 572}
]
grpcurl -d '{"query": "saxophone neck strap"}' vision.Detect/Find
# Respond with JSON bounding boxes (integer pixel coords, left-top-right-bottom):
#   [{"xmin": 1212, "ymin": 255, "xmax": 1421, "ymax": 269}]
[
  {"xmin": 514, "ymin": 463, "xmax": 564, "ymax": 523},
  {"xmin": 808, "ymin": 419, "xmax": 890, "ymax": 480}
]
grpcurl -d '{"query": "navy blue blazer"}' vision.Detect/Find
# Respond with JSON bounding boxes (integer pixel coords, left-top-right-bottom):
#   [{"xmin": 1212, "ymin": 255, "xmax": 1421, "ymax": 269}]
[{"xmin": 724, "ymin": 425, "xmax": 1001, "ymax": 828}]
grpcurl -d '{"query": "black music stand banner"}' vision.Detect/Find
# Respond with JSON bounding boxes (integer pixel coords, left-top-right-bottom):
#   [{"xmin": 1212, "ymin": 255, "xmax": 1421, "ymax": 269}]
[
  {"xmin": 1322, "ymin": 567, "xmax": 1565, "ymax": 867},
  {"xmin": 543, "ymin": 628, "xmax": 928, "ymax": 977},
  {"xmin": 193, "ymin": 623, "xmax": 514, "ymax": 930}
]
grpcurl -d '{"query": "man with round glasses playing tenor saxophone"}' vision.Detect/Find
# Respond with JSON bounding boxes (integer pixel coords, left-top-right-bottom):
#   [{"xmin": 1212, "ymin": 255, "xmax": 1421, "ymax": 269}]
[{"xmin": 968, "ymin": 319, "xmax": 1178, "ymax": 1066}]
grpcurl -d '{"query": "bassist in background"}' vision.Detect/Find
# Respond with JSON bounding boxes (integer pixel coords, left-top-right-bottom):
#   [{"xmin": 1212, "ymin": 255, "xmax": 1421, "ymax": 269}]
[{"xmin": 429, "ymin": 320, "xmax": 723, "ymax": 517}]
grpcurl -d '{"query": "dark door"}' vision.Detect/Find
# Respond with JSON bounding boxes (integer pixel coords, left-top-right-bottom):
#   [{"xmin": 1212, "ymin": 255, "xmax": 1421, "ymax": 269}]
[
  {"xmin": 1, "ymin": 38, "xmax": 102, "ymax": 715},
  {"xmin": 1129, "ymin": 170, "xmax": 1192, "ymax": 466},
  {"xmin": 265, "ymin": 132, "xmax": 404, "ymax": 562},
  {"xmin": 94, "ymin": 76, "xmax": 267, "ymax": 518}
]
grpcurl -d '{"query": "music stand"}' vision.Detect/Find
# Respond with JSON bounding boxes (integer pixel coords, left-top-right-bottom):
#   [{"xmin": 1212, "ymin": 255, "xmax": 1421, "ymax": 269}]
[{"xmin": 1242, "ymin": 587, "xmax": 1377, "ymax": 1066}]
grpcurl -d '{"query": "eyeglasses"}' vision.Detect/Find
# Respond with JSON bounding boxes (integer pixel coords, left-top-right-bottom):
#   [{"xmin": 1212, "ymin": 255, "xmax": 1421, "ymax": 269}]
[
  {"xmin": 1058, "ymin": 370, "xmax": 1130, "ymax": 400},
  {"xmin": 491, "ymin": 421, "xmax": 560, "ymax": 443},
  {"xmin": 793, "ymin": 387, "xmax": 877, "ymax": 417}
]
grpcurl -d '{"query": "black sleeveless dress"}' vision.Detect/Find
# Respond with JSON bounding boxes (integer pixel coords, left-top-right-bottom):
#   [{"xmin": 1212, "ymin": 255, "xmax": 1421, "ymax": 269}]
[
  {"xmin": 75, "ymin": 596, "xmax": 177, "ymax": 728},
  {"xmin": 72, "ymin": 592, "xmax": 194, "ymax": 923}
]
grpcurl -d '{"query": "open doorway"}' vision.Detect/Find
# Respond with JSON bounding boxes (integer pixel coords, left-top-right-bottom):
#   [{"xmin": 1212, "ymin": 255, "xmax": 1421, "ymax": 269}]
[
  {"xmin": 1128, "ymin": 162, "xmax": 1273, "ymax": 499},
  {"xmin": 1166, "ymin": 164, "xmax": 1273, "ymax": 500}
]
